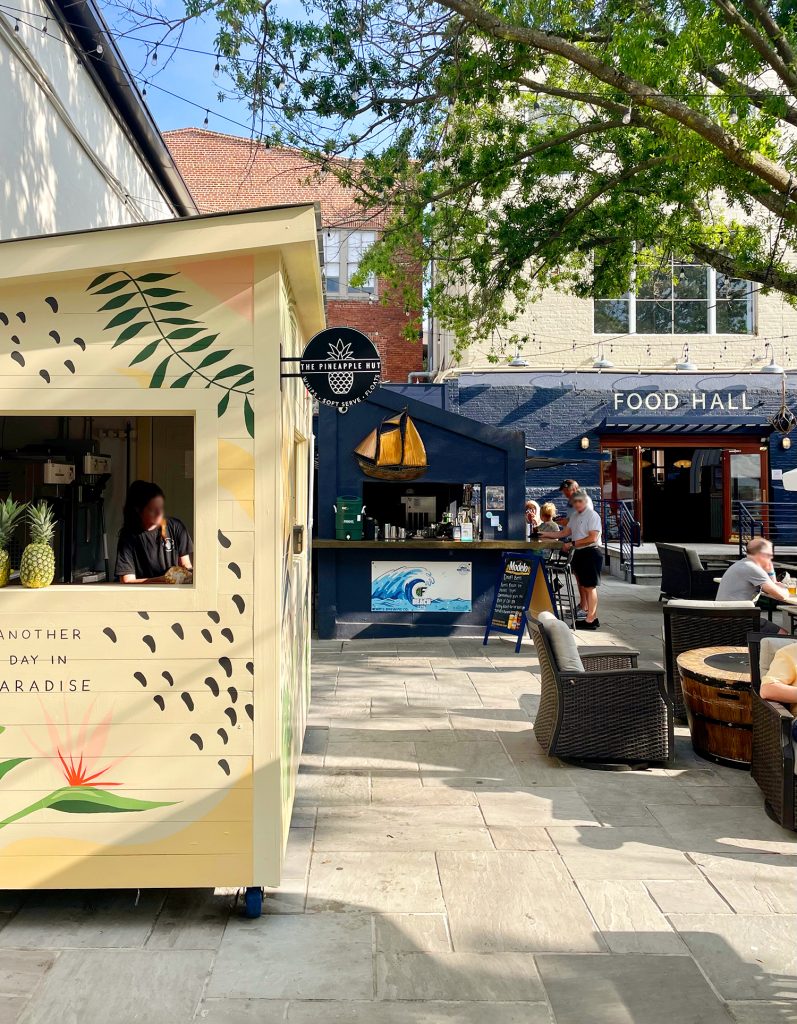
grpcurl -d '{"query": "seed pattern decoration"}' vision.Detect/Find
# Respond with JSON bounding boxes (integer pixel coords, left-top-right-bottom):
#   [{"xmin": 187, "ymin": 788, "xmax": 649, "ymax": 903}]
[
  {"xmin": 0, "ymin": 296, "xmax": 88, "ymax": 381},
  {"xmin": 104, "ymin": 536, "xmax": 252, "ymax": 775}
]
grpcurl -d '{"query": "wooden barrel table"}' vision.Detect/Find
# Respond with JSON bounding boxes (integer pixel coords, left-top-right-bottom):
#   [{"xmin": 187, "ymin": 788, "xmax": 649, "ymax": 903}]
[{"xmin": 676, "ymin": 646, "xmax": 752, "ymax": 769}]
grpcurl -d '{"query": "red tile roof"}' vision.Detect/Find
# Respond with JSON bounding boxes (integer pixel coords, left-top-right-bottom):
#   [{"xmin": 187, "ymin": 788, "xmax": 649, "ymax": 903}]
[{"xmin": 164, "ymin": 128, "xmax": 388, "ymax": 230}]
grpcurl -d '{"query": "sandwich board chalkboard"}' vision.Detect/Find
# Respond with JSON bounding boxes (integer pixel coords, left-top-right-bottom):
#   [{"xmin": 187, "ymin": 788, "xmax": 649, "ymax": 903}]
[{"xmin": 483, "ymin": 552, "xmax": 554, "ymax": 652}]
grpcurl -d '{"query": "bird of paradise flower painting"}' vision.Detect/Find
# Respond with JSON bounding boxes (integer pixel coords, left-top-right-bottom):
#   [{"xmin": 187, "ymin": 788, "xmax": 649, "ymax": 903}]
[{"xmin": 0, "ymin": 705, "xmax": 175, "ymax": 829}]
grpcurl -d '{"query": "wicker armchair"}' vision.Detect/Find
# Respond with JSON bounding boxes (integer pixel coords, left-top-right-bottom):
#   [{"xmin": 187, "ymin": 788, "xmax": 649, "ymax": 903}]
[
  {"xmin": 656, "ymin": 543, "xmax": 721, "ymax": 601},
  {"xmin": 528, "ymin": 616, "xmax": 673, "ymax": 768},
  {"xmin": 748, "ymin": 632, "xmax": 796, "ymax": 831},
  {"xmin": 663, "ymin": 601, "xmax": 762, "ymax": 721}
]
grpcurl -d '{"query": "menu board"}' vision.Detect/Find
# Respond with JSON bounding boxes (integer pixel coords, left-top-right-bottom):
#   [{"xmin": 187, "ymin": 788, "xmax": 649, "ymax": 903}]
[
  {"xmin": 484, "ymin": 552, "xmax": 548, "ymax": 652},
  {"xmin": 491, "ymin": 556, "xmax": 534, "ymax": 631}
]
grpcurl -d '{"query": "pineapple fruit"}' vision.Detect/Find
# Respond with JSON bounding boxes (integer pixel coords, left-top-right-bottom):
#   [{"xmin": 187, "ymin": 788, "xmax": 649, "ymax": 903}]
[
  {"xmin": 0, "ymin": 497, "xmax": 27, "ymax": 587},
  {"xmin": 20, "ymin": 500, "xmax": 56, "ymax": 589},
  {"xmin": 327, "ymin": 338, "xmax": 354, "ymax": 395}
]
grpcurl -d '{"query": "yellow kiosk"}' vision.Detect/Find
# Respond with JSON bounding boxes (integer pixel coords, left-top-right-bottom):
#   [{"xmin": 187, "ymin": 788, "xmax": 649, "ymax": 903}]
[{"xmin": 0, "ymin": 206, "xmax": 324, "ymax": 916}]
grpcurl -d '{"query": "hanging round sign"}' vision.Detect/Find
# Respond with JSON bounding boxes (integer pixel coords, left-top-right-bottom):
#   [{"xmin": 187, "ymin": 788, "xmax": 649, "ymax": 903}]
[{"xmin": 299, "ymin": 327, "xmax": 381, "ymax": 409}]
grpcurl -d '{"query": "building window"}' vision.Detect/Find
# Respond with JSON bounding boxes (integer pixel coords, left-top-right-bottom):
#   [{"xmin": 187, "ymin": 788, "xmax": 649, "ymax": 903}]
[
  {"xmin": 323, "ymin": 229, "xmax": 377, "ymax": 298},
  {"xmin": 594, "ymin": 258, "xmax": 754, "ymax": 335}
]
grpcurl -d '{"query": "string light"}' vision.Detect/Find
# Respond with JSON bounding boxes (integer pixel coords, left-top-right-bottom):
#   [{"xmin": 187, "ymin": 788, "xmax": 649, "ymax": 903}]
[
  {"xmin": 13, "ymin": 16, "xmax": 18, "ymax": 31},
  {"xmin": 203, "ymin": 109, "xmax": 209, "ymax": 126},
  {"xmin": 213, "ymin": 53, "xmax": 221, "ymax": 79},
  {"xmin": 150, "ymin": 47, "xmax": 158, "ymax": 65},
  {"xmin": 40, "ymin": 14, "xmax": 47, "ymax": 34}
]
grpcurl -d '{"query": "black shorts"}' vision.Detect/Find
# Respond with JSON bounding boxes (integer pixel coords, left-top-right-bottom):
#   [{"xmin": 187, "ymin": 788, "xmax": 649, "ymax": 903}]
[{"xmin": 572, "ymin": 547, "xmax": 603, "ymax": 588}]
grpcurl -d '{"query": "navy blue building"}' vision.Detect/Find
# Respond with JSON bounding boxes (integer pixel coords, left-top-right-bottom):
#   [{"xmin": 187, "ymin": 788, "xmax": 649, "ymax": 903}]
[
  {"xmin": 314, "ymin": 388, "xmax": 556, "ymax": 638},
  {"xmin": 444, "ymin": 370, "xmax": 797, "ymax": 547}
]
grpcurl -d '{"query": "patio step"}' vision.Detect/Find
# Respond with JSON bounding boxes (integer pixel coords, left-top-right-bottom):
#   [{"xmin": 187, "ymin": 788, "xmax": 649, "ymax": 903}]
[{"xmin": 605, "ymin": 543, "xmax": 660, "ymax": 585}]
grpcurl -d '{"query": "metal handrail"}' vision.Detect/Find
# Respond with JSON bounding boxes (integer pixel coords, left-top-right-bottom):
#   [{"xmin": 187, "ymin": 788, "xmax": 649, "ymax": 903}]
[
  {"xmin": 599, "ymin": 498, "xmax": 641, "ymax": 582},
  {"xmin": 736, "ymin": 500, "xmax": 797, "ymax": 555}
]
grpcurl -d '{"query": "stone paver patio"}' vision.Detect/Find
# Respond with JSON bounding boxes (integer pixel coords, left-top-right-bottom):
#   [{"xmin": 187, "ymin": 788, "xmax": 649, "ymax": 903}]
[{"xmin": 1, "ymin": 579, "xmax": 796, "ymax": 1023}]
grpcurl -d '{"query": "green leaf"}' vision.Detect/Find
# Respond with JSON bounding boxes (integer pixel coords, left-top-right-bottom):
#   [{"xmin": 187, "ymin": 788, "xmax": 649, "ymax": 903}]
[
  {"xmin": 213, "ymin": 363, "xmax": 252, "ymax": 382},
  {"xmin": 218, "ymin": 392, "xmax": 231, "ymax": 416},
  {"xmin": 197, "ymin": 350, "xmax": 232, "ymax": 369},
  {"xmin": 105, "ymin": 307, "xmax": 144, "ymax": 329},
  {"xmin": 181, "ymin": 334, "xmax": 219, "ymax": 353},
  {"xmin": 0, "ymin": 757, "xmax": 27, "ymax": 781},
  {"xmin": 160, "ymin": 317, "xmax": 198, "ymax": 326},
  {"xmin": 136, "ymin": 272, "xmax": 176, "ymax": 283},
  {"xmin": 167, "ymin": 327, "xmax": 204, "ymax": 340},
  {"xmin": 153, "ymin": 301, "xmax": 191, "ymax": 311},
  {"xmin": 232, "ymin": 370, "xmax": 255, "ymax": 388},
  {"xmin": 149, "ymin": 356, "xmax": 172, "ymax": 389},
  {"xmin": 99, "ymin": 292, "xmax": 135, "ymax": 311},
  {"xmin": 44, "ymin": 786, "xmax": 176, "ymax": 815},
  {"xmin": 244, "ymin": 396, "xmax": 254, "ymax": 437},
  {"xmin": 172, "ymin": 372, "xmax": 194, "ymax": 388},
  {"xmin": 129, "ymin": 340, "xmax": 160, "ymax": 365},
  {"xmin": 143, "ymin": 288, "xmax": 183, "ymax": 298},
  {"xmin": 94, "ymin": 279, "xmax": 129, "ymax": 295},
  {"xmin": 87, "ymin": 271, "xmax": 116, "ymax": 290},
  {"xmin": 112, "ymin": 322, "xmax": 148, "ymax": 346}
]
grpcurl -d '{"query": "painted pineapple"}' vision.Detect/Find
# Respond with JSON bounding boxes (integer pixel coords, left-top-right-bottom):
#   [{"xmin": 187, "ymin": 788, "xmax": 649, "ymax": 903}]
[
  {"xmin": 0, "ymin": 497, "xmax": 27, "ymax": 587},
  {"xmin": 20, "ymin": 500, "xmax": 56, "ymax": 589},
  {"xmin": 327, "ymin": 338, "xmax": 354, "ymax": 395}
]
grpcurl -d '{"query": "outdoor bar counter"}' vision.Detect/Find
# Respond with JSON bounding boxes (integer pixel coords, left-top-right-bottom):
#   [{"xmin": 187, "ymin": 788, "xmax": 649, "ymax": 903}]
[
  {"xmin": 315, "ymin": 390, "xmax": 556, "ymax": 638},
  {"xmin": 315, "ymin": 539, "xmax": 557, "ymax": 638}
]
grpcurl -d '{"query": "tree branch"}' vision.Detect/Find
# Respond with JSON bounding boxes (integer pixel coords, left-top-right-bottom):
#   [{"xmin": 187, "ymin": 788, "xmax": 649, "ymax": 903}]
[
  {"xmin": 709, "ymin": 0, "xmax": 797, "ymax": 95},
  {"xmin": 699, "ymin": 63, "xmax": 797, "ymax": 127},
  {"xmin": 442, "ymin": 0, "xmax": 797, "ymax": 200},
  {"xmin": 691, "ymin": 241, "xmax": 797, "ymax": 296},
  {"xmin": 739, "ymin": 0, "xmax": 797, "ymax": 70}
]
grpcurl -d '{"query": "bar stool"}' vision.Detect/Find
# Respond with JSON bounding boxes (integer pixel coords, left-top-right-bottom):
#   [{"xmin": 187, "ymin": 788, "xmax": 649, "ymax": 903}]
[{"xmin": 547, "ymin": 548, "xmax": 578, "ymax": 629}]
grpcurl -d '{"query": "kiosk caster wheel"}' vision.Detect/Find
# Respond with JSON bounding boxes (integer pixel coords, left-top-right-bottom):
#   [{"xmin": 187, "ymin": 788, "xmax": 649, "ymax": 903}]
[{"xmin": 243, "ymin": 886, "xmax": 264, "ymax": 919}]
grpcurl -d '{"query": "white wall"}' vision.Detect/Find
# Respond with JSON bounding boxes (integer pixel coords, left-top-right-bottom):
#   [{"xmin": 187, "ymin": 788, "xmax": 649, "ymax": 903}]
[
  {"xmin": 436, "ymin": 280, "xmax": 797, "ymax": 375},
  {"xmin": 0, "ymin": 0, "xmax": 175, "ymax": 238}
]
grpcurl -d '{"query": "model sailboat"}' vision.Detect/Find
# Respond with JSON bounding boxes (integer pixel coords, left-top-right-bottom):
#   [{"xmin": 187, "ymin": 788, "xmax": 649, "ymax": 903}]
[{"xmin": 354, "ymin": 408, "xmax": 428, "ymax": 480}]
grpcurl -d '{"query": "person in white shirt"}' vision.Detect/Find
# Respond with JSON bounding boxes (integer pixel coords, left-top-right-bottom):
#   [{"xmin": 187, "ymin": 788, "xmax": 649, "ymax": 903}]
[
  {"xmin": 559, "ymin": 489, "xmax": 603, "ymax": 630},
  {"xmin": 558, "ymin": 479, "xmax": 594, "ymax": 523}
]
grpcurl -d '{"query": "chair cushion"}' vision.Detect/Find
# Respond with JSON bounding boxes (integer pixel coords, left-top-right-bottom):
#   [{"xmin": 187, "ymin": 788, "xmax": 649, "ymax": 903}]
[
  {"xmin": 684, "ymin": 549, "xmax": 704, "ymax": 571},
  {"xmin": 538, "ymin": 611, "xmax": 584, "ymax": 673},
  {"xmin": 759, "ymin": 636, "xmax": 796, "ymax": 676},
  {"xmin": 667, "ymin": 599, "xmax": 756, "ymax": 610}
]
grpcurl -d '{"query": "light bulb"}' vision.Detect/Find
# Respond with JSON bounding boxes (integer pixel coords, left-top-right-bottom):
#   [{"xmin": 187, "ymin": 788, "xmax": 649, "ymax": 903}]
[
  {"xmin": 41, "ymin": 16, "xmax": 48, "ymax": 34},
  {"xmin": 150, "ymin": 48, "xmax": 158, "ymax": 65},
  {"xmin": 213, "ymin": 57, "xmax": 220, "ymax": 79}
]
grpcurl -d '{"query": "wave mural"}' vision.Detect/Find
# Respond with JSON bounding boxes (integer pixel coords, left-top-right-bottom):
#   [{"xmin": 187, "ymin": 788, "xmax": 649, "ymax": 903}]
[{"xmin": 371, "ymin": 562, "xmax": 472, "ymax": 613}]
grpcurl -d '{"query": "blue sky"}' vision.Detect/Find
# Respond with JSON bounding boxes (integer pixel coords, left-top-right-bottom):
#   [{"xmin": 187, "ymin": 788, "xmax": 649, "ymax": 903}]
[{"xmin": 102, "ymin": 0, "xmax": 267, "ymax": 136}]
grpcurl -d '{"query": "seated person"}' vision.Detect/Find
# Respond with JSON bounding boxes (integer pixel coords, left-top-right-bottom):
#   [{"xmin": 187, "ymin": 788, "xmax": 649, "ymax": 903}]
[
  {"xmin": 537, "ymin": 502, "xmax": 561, "ymax": 535},
  {"xmin": 116, "ymin": 480, "xmax": 193, "ymax": 584},
  {"xmin": 716, "ymin": 538, "xmax": 788, "ymax": 635},
  {"xmin": 760, "ymin": 641, "xmax": 797, "ymax": 714},
  {"xmin": 525, "ymin": 500, "xmax": 540, "ymax": 537}
]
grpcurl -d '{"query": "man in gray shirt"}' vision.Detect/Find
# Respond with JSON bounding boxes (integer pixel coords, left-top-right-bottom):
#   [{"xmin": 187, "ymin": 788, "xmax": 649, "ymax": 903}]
[{"xmin": 716, "ymin": 538, "xmax": 790, "ymax": 603}]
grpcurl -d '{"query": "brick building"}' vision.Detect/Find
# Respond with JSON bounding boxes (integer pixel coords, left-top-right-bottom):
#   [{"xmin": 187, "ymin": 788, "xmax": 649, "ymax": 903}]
[{"xmin": 165, "ymin": 129, "xmax": 422, "ymax": 382}]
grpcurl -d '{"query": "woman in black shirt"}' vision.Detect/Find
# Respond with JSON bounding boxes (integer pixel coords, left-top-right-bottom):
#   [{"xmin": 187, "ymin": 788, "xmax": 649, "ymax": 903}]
[{"xmin": 116, "ymin": 480, "xmax": 193, "ymax": 584}]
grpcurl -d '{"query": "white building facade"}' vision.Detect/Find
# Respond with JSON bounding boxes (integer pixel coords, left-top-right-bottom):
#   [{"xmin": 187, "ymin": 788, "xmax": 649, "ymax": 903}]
[{"xmin": 0, "ymin": 0, "xmax": 195, "ymax": 238}]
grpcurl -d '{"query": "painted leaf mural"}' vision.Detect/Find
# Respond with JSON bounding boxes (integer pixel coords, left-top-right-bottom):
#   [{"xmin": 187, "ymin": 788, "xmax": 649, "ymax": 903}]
[{"xmin": 87, "ymin": 270, "xmax": 254, "ymax": 438}]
